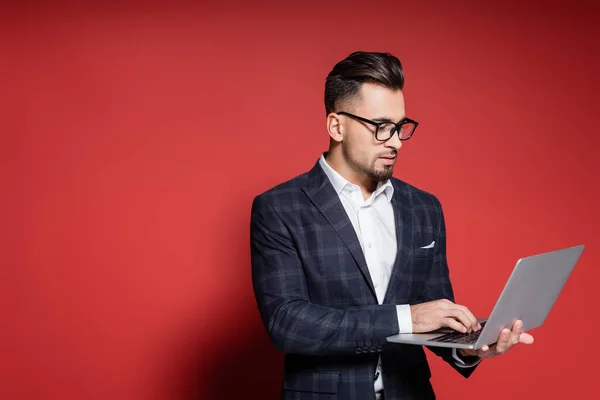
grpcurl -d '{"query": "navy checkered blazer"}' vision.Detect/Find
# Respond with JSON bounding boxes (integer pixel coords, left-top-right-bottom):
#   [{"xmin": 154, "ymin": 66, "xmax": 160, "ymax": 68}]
[{"xmin": 250, "ymin": 159, "xmax": 477, "ymax": 400}]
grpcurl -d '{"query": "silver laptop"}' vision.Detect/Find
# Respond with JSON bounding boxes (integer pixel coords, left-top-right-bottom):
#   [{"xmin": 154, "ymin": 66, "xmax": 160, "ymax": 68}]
[{"xmin": 386, "ymin": 244, "xmax": 584, "ymax": 350}]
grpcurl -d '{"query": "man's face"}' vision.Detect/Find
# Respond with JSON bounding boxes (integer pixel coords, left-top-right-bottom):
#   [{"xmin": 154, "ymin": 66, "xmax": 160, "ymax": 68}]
[{"xmin": 340, "ymin": 82, "xmax": 405, "ymax": 182}]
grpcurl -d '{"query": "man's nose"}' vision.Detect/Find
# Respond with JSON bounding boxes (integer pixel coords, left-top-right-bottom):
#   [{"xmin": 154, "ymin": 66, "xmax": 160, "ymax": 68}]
[{"xmin": 385, "ymin": 131, "xmax": 402, "ymax": 150}]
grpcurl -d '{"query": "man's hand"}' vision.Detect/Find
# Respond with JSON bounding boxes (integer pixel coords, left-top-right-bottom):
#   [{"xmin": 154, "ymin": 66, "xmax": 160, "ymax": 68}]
[
  {"xmin": 410, "ymin": 299, "xmax": 481, "ymax": 333},
  {"xmin": 458, "ymin": 319, "xmax": 534, "ymax": 359}
]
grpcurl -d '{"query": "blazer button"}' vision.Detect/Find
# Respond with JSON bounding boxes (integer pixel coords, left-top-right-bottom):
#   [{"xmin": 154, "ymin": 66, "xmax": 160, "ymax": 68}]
[
  {"xmin": 377, "ymin": 345, "xmax": 383, "ymax": 352},
  {"xmin": 355, "ymin": 348, "xmax": 362, "ymax": 354},
  {"xmin": 369, "ymin": 347, "xmax": 376, "ymax": 353}
]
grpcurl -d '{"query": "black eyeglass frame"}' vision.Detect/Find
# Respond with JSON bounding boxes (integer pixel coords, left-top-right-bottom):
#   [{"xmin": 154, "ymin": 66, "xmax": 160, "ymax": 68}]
[{"xmin": 336, "ymin": 111, "xmax": 419, "ymax": 141}]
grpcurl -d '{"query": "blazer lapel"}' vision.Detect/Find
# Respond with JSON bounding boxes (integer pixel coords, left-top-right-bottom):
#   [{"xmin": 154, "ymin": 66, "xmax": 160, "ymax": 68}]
[
  {"xmin": 383, "ymin": 179, "xmax": 414, "ymax": 304},
  {"xmin": 302, "ymin": 161, "xmax": 377, "ymax": 298}
]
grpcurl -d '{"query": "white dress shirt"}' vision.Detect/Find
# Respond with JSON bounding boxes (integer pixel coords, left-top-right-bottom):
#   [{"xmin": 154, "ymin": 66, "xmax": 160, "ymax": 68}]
[{"xmin": 319, "ymin": 155, "xmax": 478, "ymax": 394}]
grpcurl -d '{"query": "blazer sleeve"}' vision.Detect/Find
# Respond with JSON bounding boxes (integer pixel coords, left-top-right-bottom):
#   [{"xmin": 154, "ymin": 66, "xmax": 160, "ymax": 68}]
[
  {"xmin": 423, "ymin": 195, "xmax": 480, "ymax": 378},
  {"xmin": 250, "ymin": 194, "xmax": 400, "ymax": 356}
]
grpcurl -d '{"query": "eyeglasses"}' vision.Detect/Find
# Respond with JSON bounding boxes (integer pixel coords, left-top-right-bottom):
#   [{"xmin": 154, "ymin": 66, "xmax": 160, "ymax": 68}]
[{"xmin": 336, "ymin": 111, "xmax": 418, "ymax": 141}]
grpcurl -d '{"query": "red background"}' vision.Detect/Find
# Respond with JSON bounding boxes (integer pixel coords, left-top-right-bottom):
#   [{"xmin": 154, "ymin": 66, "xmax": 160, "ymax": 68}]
[{"xmin": 4, "ymin": 1, "xmax": 599, "ymax": 399}]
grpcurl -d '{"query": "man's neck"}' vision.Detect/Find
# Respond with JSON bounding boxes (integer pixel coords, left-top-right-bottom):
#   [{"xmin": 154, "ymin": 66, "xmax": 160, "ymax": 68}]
[{"xmin": 324, "ymin": 151, "xmax": 378, "ymax": 198}]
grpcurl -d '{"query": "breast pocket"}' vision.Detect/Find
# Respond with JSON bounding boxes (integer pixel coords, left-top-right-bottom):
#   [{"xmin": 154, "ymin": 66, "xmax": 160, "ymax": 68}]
[
  {"xmin": 413, "ymin": 247, "xmax": 435, "ymax": 259},
  {"xmin": 407, "ymin": 246, "xmax": 436, "ymax": 302}
]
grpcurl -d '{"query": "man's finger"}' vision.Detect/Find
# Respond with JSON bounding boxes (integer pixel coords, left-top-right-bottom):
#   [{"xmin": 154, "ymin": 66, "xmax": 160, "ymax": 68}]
[
  {"xmin": 512, "ymin": 320, "xmax": 524, "ymax": 334},
  {"xmin": 458, "ymin": 305, "xmax": 479, "ymax": 331},
  {"xmin": 495, "ymin": 329, "xmax": 511, "ymax": 354},
  {"xmin": 452, "ymin": 309, "xmax": 473, "ymax": 332},
  {"xmin": 519, "ymin": 332, "xmax": 534, "ymax": 344},
  {"xmin": 509, "ymin": 321, "xmax": 522, "ymax": 345},
  {"xmin": 477, "ymin": 342, "xmax": 500, "ymax": 358},
  {"xmin": 443, "ymin": 317, "xmax": 468, "ymax": 333},
  {"xmin": 447, "ymin": 309, "xmax": 475, "ymax": 332}
]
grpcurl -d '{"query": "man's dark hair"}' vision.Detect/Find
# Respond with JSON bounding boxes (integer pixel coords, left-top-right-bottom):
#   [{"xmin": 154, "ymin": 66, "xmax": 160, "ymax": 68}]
[{"xmin": 324, "ymin": 51, "xmax": 405, "ymax": 115}]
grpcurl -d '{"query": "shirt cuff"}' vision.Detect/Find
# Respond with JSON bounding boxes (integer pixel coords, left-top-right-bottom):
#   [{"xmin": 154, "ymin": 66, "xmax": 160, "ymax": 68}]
[
  {"xmin": 396, "ymin": 304, "xmax": 413, "ymax": 334},
  {"xmin": 452, "ymin": 348, "xmax": 483, "ymax": 368}
]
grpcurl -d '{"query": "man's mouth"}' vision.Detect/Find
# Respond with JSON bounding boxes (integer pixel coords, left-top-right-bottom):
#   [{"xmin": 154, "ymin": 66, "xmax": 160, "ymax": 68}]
[{"xmin": 379, "ymin": 155, "xmax": 397, "ymax": 165}]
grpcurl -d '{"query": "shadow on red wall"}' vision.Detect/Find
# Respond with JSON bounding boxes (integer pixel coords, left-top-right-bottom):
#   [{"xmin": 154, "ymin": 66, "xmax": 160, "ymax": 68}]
[{"xmin": 154, "ymin": 286, "xmax": 285, "ymax": 398}]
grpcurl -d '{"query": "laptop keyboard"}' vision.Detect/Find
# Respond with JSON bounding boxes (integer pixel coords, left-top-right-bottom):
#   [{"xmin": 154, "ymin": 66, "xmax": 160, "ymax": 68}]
[{"xmin": 429, "ymin": 321, "xmax": 487, "ymax": 344}]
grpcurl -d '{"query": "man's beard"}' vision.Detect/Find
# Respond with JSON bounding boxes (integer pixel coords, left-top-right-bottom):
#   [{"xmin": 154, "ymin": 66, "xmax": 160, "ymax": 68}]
[
  {"xmin": 343, "ymin": 142, "xmax": 395, "ymax": 182},
  {"xmin": 369, "ymin": 165, "xmax": 394, "ymax": 182}
]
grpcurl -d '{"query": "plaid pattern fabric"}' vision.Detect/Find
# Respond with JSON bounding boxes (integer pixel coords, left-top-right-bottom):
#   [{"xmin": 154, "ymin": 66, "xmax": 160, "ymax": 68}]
[{"xmin": 251, "ymin": 160, "xmax": 477, "ymax": 400}]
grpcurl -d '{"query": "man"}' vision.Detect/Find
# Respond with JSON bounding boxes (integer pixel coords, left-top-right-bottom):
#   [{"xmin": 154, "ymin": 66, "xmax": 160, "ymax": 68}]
[{"xmin": 250, "ymin": 51, "xmax": 533, "ymax": 400}]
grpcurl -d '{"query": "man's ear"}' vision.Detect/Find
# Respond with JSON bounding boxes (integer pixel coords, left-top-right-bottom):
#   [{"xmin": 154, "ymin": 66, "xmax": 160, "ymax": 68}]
[{"xmin": 327, "ymin": 112, "xmax": 344, "ymax": 143}]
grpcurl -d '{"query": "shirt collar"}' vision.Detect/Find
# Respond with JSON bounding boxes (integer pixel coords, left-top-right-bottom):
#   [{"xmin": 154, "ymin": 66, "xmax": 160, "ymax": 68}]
[{"xmin": 319, "ymin": 153, "xmax": 394, "ymax": 203}]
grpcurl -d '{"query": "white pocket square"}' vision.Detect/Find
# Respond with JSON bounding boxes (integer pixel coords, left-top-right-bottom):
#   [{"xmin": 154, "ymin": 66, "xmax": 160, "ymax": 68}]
[{"xmin": 420, "ymin": 241, "xmax": 435, "ymax": 249}]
